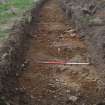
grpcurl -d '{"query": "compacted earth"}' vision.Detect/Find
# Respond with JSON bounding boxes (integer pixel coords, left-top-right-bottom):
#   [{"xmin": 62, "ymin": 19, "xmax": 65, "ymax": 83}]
[{"xmin": 18, "ymin": 0, "xmax": 105, "ymax": 105}]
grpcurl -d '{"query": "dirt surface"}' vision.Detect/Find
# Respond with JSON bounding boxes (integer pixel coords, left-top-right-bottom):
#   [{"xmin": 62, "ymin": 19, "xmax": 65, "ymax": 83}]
[
  {"xmin": 18, "ymin": 0, "xmax": 105, "ymax": 105},
  {"xmin": 59, "ymin": 0, "xmax": 105, "ymax": 79}
]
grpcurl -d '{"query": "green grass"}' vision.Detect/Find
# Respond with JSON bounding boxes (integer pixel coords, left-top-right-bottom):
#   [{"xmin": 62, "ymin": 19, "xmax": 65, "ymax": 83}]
[
  {"xmin": 80, "ymin": 15, "xmax": 96, "ymax": 24},
  {"xmin": 0, "ymin": 0, "xmax": 36, "ymax": 41}
]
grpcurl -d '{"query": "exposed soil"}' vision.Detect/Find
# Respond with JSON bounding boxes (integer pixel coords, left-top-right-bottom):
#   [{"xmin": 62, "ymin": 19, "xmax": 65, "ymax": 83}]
[
  {"xmin": 59, "ymin": 0, "xmax": 105, "ymax": 79},
  {"xmin": 18, "ymin": 0, "xmax": 105, "ymax": 105}
]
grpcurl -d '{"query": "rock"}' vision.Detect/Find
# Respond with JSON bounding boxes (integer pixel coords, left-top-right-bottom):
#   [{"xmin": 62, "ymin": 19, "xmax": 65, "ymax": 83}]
[
  {"xmin": 1, "ymin": 53, "xmax": 8, "ymax": 59},
  {"xmin": 55, "ymin": 78, "xmax": 60, "ymax": 82},
  {"xmin": 30, "ymin": 95, "xmax": 35, "ymax": 99},
  {"xmin": 15, "ymin": 88, "xmax": 19, "ymax": 91},
  {"xmin": 66, "ymin": 90, "xmax": 71, "ymax": 93},
  {"xmin": 53, "ymin": 95, "xmax": 57, "ymax": 98},
  {"xmin": 66, "ymin": 29, "xmax": 76, "ymax": 33},
  {"xmin": 10, "ymin": 7, "xmax": 17, "ymax": 14},
  {"xmin": 68, "ymin": 96, "xmax": 78, "ymax": 102},
  {"xmin": 57, "ymin": 47, "xmax": 61, "ymax": 54},
  {"xmin": 70, "ymin": 33, "xmax": 76, "ymax": 37},
  {"xmin": 7, "ymin": 7, "xmax": 17, "ymax": 15},
  {"xmin": 65, "ymin": 29, "xmax": 77, "ymax": 37},
  {"xmin": 21, "ymin": 60, "xmax": 29, "ymax": 70}
]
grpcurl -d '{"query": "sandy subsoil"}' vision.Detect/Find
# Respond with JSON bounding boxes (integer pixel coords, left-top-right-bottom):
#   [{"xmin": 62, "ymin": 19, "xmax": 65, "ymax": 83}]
[{"xmin": 19, "ymin": 0, "xmax": 105, "ymax": 105}]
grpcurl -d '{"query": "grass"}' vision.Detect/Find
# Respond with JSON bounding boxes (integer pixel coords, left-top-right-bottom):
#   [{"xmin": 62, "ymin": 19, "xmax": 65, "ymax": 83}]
[
  {"xmin": 80, "ymin": 15, "xmax": 96, "ymax": 24},
  {"xmin": 0, "ymin": 0, "xmax": 36, "ymax": 41}
]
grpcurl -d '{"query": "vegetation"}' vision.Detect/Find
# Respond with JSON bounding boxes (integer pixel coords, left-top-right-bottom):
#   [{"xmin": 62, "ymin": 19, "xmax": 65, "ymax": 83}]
[
  {"xmin": 79, "ymin": 15, "xmax": 95, "ymax": 24},
  {"xmin": 0, "ymin": 0, "xmax": 36, "ymax": 41}
]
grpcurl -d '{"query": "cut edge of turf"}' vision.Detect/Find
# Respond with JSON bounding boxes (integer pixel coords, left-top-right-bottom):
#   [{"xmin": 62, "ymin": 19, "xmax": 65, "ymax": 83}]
[{"xmin": 0, "ymin": 0, "xmax": 37, "ymax": 42}]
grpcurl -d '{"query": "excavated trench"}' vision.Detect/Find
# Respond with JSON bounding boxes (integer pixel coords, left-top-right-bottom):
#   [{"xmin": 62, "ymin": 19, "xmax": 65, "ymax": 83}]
[{"xmin": 14, "ymin": 0, "xmax": 105, "ymax": 104}]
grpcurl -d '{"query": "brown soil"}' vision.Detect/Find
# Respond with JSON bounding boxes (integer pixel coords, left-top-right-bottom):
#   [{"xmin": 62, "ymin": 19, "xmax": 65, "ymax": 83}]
[{"xmin": 18, "ymin": 0, "xmax": 105, "ymax": 104}]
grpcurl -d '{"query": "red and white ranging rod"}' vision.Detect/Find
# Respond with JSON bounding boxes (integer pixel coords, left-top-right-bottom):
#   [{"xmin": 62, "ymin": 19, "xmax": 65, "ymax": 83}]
[{"xmin": 39, "ymin": 61, "xmax": 90, "ymax": 65}]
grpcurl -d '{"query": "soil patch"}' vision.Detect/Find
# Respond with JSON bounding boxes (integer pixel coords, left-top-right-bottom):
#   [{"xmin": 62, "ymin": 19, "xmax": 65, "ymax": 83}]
[{"xmin": 18, "ymin": 0, "xmax": 105, "ymax": 105}]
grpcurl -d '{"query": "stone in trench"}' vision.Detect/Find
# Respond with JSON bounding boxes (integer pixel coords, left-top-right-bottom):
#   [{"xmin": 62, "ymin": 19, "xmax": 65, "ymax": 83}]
[
  {"xmin": 68, "ymin": 96, "xmax": 78, "ymax": 102},
  {"xmin": 10, "ymin": 7, "xmax": 17, "ymax": 14},
  {"xmin": 65, "ymin": 29, "xmax": 77, "ymax": 37},
  {"xmin": 70, "ymin": 33, "xmax": 76, "ymax": 37},
  {"xmin": 66, "ymin": 29, "xmax": 76, "ymax": 34},
  {"xmin": 6, "ymin": 7, "xmax": 17, "ymax": 15}
]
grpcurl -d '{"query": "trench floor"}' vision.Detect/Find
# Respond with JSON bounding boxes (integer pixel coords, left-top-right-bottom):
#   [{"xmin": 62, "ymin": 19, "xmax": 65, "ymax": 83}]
[{"xmin": 19, "ymin": 0, "xmax": 104, "ymax": 104}]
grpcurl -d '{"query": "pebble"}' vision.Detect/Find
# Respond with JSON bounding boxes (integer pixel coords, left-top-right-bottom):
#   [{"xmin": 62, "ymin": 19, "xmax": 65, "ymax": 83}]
[
  {"xmin": 15, "ymin": 88, "xmax": 19, "ymax": 91},
  {"xmin": 70, "ymin": 33, "xmax": 76, "ymax": 37},
  {"xmin": 66, "ymin": 29, "xmax": 76, "ymax": 33},
  {"xmin": 53, "ymin": 95, "xmax": 57, "ymax": 98},
  {"xmin": 6, "ymin": 7, "xmax": 17, "ymax": 15},
  {"xmin": 10, "ymin": 7, "xmax": 17, "ymax": 14},
  {"xmin": 66, "ymin": 90, "xmax": 71, "ymax": 93},
  {"xmin": 30, "ymin": 95, "xmax": 35, "ymax": 99},
  {"xmin": 1, "ymin": 53, "xmax": 8, "ymax": 59},
  {"xmin": 68, "ymin": 96, "xmax": 78, "ymax": 102},
  {"xmin": 57, "ymin": 47, "xmax": 61, "ymax": 54},
  {"xmin": 55, "ymin": 78, "xmax": 60, "ymax": 82},
  {"xmin": 19, "ymin": 87, "xmax": 26, "ymax": 91}
]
